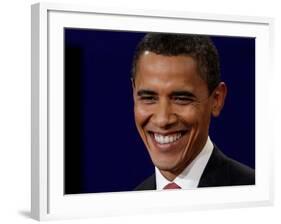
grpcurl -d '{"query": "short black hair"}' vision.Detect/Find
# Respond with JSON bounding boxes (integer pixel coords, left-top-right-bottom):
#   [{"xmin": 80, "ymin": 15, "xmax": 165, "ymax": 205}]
[{"xmin": 131, "ymin": 33, "xmax": 221, "ymax": 94}]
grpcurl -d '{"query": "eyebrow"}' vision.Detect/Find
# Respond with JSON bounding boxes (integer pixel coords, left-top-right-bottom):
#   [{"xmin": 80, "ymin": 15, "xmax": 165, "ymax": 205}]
[
  {"xmin": 170, "ymin": 90, "xmax": 196, "ymax": 98},
  {"xmin": 137, "ymin": 89, "xmax": 197, "ymax": 99},
  {"xmin": 137, "ymin": 89, "xmax": 157, "ymax": 96}
]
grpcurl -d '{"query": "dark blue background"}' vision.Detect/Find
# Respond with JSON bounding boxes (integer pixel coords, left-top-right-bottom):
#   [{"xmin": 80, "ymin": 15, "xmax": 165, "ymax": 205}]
[{"xmin": 64, "ymin": 29, "xmax": 255, "ymax": 194}]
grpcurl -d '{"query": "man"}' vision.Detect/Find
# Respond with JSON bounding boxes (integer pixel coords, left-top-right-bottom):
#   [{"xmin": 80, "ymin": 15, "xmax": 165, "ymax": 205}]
[{"xmin": 132, "ymin": 33, "xmax": 255, "ymax": 190}]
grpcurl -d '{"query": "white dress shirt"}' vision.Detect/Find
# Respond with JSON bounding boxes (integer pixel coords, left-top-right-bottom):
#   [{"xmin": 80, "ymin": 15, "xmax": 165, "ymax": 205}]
[{"xmin": 155, "ymin": 136, "xmax": 214, "ymax": 190}]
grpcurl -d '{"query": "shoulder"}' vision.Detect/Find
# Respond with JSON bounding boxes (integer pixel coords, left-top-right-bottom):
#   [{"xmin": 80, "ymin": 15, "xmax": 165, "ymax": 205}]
[
  {"xmin": 225, "ymin": 154, "xmax": 255, "ymax": 185},
  {"xmin": 134, "ymin": 174, "xmax": 156, "ymax": 191},
  {"xmin": 199, "ymin": 146, "xmax": 255, "ymax": 187}
]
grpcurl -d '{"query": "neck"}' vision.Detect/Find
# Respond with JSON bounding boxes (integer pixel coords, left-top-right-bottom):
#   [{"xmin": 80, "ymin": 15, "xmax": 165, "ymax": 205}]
[{"xmin": 159, "ymin": 170, "xmax": 178, "ymax": 182}]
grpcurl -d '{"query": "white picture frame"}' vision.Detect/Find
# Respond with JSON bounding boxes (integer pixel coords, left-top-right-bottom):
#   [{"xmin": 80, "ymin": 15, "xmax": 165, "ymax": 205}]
[{"xmin": 31, "ymin": 2, "xmax": 274, "ymax": 221}]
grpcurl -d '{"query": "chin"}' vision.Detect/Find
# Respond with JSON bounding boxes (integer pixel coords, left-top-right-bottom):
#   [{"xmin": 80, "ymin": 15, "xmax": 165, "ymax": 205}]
[{"xmin": 152, "ymin": 155, "xmax": 183, "ymax": 172}]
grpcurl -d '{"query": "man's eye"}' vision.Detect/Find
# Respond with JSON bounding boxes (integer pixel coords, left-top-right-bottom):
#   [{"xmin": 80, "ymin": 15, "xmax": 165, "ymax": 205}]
[
  {"xmin": 139, "ymin": 96, "xmax": 157, "ymax": 103},
  {"xmin": 173, "ymin": 97, "xmax": 193, "ymax": 104}
]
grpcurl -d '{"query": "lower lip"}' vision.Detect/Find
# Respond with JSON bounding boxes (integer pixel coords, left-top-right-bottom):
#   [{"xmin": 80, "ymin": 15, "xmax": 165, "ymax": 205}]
[{"xmin": 149, "ymin": 132, "xmax": 186, "ymax": 152}]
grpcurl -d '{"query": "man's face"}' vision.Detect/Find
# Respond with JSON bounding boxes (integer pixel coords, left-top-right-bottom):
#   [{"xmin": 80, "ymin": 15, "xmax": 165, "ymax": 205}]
[{"xmin": 133, "ymin": 51, "xmax": 226, "ymax": 180}]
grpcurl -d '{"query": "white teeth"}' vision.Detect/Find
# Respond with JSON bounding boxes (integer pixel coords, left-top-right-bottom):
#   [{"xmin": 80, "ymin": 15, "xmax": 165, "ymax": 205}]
[{"xmin": 154, "ymin": 133, "xmax": 182, "ymax": 144}]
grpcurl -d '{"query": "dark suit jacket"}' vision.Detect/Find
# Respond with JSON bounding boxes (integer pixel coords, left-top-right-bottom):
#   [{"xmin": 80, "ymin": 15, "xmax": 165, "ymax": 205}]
[{"xmin": 135, "ymin": 146, "xmax": 255, "ymax": 190}]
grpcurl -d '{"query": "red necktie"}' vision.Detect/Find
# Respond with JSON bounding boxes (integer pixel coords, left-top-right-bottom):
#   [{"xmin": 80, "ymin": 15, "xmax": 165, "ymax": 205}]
[{"xmin": 163, "ymin": 182, "xmax": 181, "ymax": 190}]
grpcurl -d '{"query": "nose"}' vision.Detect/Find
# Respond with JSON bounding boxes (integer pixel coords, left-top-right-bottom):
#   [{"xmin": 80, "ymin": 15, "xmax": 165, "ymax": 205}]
[{"xmin": 151, "ymin": 100, "xmax": 177, "ymax": 129}]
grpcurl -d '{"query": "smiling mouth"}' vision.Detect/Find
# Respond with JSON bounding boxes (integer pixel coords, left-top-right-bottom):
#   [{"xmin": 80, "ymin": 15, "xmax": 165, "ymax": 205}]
[{"xmin": 148, "ymin": 131, "xmax": 186, "ymax": 145}]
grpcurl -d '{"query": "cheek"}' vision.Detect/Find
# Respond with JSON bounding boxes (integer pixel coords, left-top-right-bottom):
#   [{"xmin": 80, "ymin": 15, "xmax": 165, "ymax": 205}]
[
  {"xmin": 180, "ymin": 103, "xmax": 211, "ymax": 123},
  {"xmin": 184, "ymin": 106, "xmax": 211, "ymax": 132},
  {"xmin": 134, "ymin": 104, "xmax": 152, "ymax": 128},
  {"xmin": 134, "ymin": 105, "xmax": 152, "ymax": 148},
  {"xmin": 177, "ymin": 106, "xmax": 199, "ymax": 124}
]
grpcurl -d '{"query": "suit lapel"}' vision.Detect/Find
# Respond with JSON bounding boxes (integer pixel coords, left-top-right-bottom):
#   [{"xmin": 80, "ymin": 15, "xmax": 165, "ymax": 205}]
[
  {"xmin": 134, "ymin": 174, "xmax": 156, "ymax": 190},
  {"xmin": 198, "ymin": 146, "xmax": 230, "ymax": 187}
]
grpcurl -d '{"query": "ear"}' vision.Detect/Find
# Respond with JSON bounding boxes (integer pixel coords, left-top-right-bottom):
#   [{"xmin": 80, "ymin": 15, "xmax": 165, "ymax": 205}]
[
  {"xmin": 131, "ymin": 78, "xmax": 136, "ymax": 99},
  {"xmin": 131, "ymin": 78, "xmax": 135, "ymax": 90},
  {"xmin": 211, "ymin": 82, "xmax": 227, "ymax": 117}
]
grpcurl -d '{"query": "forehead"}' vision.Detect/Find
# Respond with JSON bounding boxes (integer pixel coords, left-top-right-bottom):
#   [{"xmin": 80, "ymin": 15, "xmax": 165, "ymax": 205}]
[{"xmin": 135, "ymin": 51, "xmax": 207, "ymax": 91}]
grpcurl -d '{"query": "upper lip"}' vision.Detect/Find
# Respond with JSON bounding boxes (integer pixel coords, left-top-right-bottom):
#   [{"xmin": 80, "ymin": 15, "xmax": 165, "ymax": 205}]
[{"xmin": 147, "ymin": 130, "xmax": 187, "ymax": 136}]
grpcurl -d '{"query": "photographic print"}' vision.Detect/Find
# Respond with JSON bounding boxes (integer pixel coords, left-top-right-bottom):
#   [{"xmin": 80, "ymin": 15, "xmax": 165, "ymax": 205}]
[
  {"xmin": 31, "ymin": 2, "xmax": 272, "ymax": 220},
  {"xmin": 64, "ymin": 29, "xmax": 255, "ymax": 194}
]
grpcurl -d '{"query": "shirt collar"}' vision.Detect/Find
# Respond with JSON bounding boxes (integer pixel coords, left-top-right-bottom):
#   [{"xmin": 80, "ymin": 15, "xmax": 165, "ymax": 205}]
[{"xmin": 155, "ymin": 136, "xmax": 214, "ymax": 190}]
